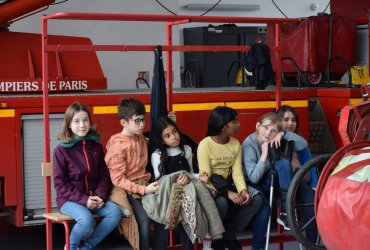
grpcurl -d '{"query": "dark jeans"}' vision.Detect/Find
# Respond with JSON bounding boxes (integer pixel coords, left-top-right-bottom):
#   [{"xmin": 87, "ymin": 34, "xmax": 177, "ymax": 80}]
[
  {"xmin": 249, "ymin": 185, "xmax": 270, "ymax": 250},
  {"xmin": 128, "ymin": 195, "xmax": 151, "ymax": 250},
  {"xmin": 155, "ymin": 223, "xmax": 193, "ymax": 250},
  {"xmin": 214, "ymin": 193, "xmax": 263, "ymax": 240}
]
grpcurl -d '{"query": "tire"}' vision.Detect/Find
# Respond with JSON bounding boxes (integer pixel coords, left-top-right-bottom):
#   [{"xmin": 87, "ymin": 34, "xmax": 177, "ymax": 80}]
[
  {"xmin": 286, "ymin": 154, "xmax": 331, "ymax": 250},
  {"xmin": 302, "ymin": 72, "xmax": 322, "ymax": 85}
]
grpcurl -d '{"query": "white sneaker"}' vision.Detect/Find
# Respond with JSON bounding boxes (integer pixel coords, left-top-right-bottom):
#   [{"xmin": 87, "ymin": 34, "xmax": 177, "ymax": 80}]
[
  {"xmin": 277, "ymin": 213, "xmax": 291, "ymax": 230},
  {"xmin": 202, "ymin": 237, "xmax": 212, "ymax": 250}
]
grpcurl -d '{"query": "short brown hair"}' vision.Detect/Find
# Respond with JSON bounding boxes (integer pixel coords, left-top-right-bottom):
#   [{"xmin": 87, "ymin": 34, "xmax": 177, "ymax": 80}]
[{"xmin": 117, "ymin": 97, "xmax": 146, "ymax": 120}]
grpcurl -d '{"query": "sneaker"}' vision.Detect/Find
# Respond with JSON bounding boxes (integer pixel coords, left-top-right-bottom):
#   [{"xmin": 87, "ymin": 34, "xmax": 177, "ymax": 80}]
[
  {"xmin": 277, "ymin": 212, "xmax": 291, "ymax": 230},
  {"xmin": 202, "ymin": 237, "xmax": 212, "ymax": 250}
]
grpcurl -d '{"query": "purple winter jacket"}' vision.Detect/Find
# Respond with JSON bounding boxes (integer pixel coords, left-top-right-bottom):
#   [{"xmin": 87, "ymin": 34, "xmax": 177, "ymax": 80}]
[{"xmin": 53, "ymin": 134, "xmax": 112, "ymax": 210}]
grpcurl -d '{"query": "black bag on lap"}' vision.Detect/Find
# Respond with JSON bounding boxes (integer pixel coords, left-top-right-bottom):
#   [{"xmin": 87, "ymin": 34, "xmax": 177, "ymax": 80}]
[{"xmin": 268, "ymin": 139, "xmax": 294, "ymax": 167}]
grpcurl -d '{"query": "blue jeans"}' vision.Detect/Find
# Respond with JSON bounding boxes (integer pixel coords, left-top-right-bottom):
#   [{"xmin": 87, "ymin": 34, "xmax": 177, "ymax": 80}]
[
  {"xmin": 296, "ymin": 147, "xmax": 318, "ymax": 188},
  {"xmin": 60, "ymin": 200, "xmax": 122, "ymax": 248},
  {"xmin": 259, "ymin": 159, "xmax": 293, "ymax": 192}
]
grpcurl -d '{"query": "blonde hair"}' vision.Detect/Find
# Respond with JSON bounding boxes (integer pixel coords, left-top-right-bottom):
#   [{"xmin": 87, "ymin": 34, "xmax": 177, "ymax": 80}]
[{"xmin": 256, "ymin": 112, "xmax": 281, "ymax": 131}]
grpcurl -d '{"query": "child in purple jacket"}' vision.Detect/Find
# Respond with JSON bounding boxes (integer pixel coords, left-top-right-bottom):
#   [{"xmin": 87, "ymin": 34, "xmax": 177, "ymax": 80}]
[{"xmin": 53, "ymin": 102, "xmax": 121, "ymax": 250}]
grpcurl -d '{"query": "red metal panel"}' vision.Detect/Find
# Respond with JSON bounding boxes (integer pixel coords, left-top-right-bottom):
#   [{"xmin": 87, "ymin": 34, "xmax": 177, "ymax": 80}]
[
  {"xmin": 267, "ymin": 15, "xmax": 357, "ymax": 74},
  {"xmin": 0, "ymin": 31, "xmax": 106, "ymax": 93},
  {"xmin": 0, "ymin": 0, "xmax": 54, "ymax": 25},
  {"xmin": 317, "ymin": 96, "xmax": 349, "ymax": 149},
  {"xmin": 331, "ymin": 0, "xmax": 370, "ymax": 17},
  {"xmin": 0, "ymin": 117, "xmax": 17, "ymax": 207}
]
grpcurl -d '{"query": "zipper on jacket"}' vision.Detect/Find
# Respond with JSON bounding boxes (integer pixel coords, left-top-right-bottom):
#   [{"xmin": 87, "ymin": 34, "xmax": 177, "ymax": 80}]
[{"xmin": 82, "ymin": 140, "xmax": 93, "ymax": 196}]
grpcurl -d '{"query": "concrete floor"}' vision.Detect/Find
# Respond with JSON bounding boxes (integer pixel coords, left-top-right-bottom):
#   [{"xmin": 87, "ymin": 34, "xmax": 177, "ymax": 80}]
[{"xmin": 0, "ymin": 219, "xmax": 302, "ymax": 250}]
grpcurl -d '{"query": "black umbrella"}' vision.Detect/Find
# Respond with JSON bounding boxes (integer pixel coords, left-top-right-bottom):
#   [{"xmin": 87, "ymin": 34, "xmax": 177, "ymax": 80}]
[{"xmin": 150, "ymin": 45, "xmax": 168, "ymax": 137}]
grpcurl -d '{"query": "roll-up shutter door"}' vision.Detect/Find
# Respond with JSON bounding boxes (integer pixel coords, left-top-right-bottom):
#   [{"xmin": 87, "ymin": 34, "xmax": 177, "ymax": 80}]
[{"xmin": 22, "ymin": 114, "xmax": 63, "ymax": 222}]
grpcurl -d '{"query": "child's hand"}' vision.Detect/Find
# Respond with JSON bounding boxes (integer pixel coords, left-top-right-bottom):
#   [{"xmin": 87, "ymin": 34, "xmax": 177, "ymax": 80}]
[
  {"xmin": 240, "ymin": 189, "xmax": 251, "ymax": 205},
  {"xmin": 94, "ymin": 196, "xmax": 104, "ymax": 208},
  {"xmin": 199, "ymin": 171, "xmax": 209, "ymax": 183},
  {"xmin": 227, "ymin": 190, "xmax": 244, "ymax": 206},
  {"xmin": 176, "ymin": 174, "xmax": 189, "ymax": 186},
  {"xmin": 168, "ymin": 111, "xmax": 176, "ymax": 123},
  {"xmin": 269, "ymin": 132, "xmax": 283, "ymax": 148},
  {"xmin": 86, "ymin": 196, "xmax": 103, "ymax": 209},
  {"xmin": 145, "ymin": 181, "xmax": 160, "ymax": 194}
]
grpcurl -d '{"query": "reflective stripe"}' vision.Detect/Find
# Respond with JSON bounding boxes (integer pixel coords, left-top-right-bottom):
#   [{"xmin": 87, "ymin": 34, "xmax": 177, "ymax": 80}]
[
  {"xmin": 349, "ymin": 98, "xmax": 363, "ymax": 105},
  {"xmin": 93, "ymin": 105, "xmax": 151, "ymax": 114},
  {"xmin": 93, "ymin": 100, "xmax": 307, "ymax": 114},
  {"xmin": 0, "ymin": 109, "xmax": 15, "ymax": 117},
  {"xmin": 226, "ymin": 100, "xmax": 308, "ymax": 109}
]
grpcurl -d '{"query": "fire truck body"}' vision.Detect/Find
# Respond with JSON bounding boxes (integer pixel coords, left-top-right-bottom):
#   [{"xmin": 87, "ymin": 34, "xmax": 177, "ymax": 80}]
[
  {"xmin": 0, "ymin": 84, "xmax": 363, "ymax": 227},
  {"xmin": 0, "ymin": 6, "xmax": 366, "ymax": 228}
]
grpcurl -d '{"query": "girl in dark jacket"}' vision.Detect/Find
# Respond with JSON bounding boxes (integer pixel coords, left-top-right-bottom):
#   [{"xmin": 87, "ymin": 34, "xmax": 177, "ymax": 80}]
[{"xmin": 53, "ymin": 102, "xmax": 121, "ymax": 250}]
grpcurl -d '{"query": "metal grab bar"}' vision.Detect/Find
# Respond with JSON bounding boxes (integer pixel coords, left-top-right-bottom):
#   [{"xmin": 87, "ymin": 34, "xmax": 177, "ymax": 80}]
[
  {"xmin": 182, "ymin": 60, "xmax": 199, "ymax": 88},
  {"xmin": 325, "ymin": 55, "xmax": 351, "ymax": 88},
  {"xmin": 227, "ymin": 59, "xmax": 245, "ymax": 87},
  {"xmin": 281, "ymin": 56, "xmax": 302, "ymax": 89}
]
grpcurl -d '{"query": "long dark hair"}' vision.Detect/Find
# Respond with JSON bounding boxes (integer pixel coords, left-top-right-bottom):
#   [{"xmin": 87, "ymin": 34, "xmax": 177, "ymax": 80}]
[
  {"xmin": 276, "ymin": 105, "xmax": 300, "ymax": 133},
  {"xmin": 206, "ymin": 106, "xmax": 238, "ymax": 136},
  {"xmin": 151, "ymin": 116, "xmax": 186, "ymax": 178}
]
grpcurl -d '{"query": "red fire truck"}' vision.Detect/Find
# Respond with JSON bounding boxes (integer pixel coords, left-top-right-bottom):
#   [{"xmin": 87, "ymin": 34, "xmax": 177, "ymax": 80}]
[{"xmin": 0, "ymin": 2, "xmax": 368, "ymax": 231}]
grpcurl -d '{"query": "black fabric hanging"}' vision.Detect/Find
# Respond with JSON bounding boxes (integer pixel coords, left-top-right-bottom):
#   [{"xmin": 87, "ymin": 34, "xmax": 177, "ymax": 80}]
[
  {"xmin": 245, "ymin": 42, "xmax": 275, "ymax": 90},
  {"xmin": 150, "ymin": 46, "xmax": 168, "ymax": 136}
]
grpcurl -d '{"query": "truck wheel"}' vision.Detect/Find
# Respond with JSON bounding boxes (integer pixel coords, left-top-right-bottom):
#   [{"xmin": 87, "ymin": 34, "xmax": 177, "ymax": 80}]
[
  {"xmin": 287, "ymin": 154, "xmax": 331, "ymax": 250},
  {"xmin": 303, "ymin": 72, "xmax": 322, "ymax": 85}
]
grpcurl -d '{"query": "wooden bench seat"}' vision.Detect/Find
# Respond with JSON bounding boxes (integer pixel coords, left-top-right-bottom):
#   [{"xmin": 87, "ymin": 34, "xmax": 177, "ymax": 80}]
[{"xmin": 43, "ymin": 212, "xmax": 101, "ymax": 222}]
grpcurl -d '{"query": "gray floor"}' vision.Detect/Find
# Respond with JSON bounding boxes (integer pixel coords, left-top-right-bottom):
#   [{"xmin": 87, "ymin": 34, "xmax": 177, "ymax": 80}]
[{"xmin": 0, "ymin": 219, "xmax": 301, "ymax": 250}]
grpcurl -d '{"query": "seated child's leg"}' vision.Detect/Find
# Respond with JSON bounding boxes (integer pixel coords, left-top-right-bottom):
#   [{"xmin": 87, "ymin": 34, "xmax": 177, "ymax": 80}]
[
  {"xmin": 60, "ymin": 201, "xmax": 96, "ymax": 248},
  {"xmin": 128, "ymin": 195, "xmax": 151, "ymax": 250},
  {"xmin": 84, "ymin": 201, "xmax": 122, "ymax": 248},
  {"xmin": 251, "ymin": 192, "xmax": 270, "ymax": 250},
  {"xmin": 178, "ymin": 223, "xmax": 194, "ymax": 250},
  {"xmin": 274, "ymin": 159, "xmax": 293, "ymax": 190},
  {"xmin": 214, "ymin": 195, "xmax": 229, "ymax": 220},
  {"xmin": 153, "ymin": 223, "xmax": 169, "ymax": 250},
  {"xmin": 223, "ymin": 194, "xmax": 263, "ymax": 240}
]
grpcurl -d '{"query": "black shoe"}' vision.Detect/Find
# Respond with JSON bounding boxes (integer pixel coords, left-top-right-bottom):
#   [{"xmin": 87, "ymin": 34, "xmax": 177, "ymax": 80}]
[
  {"xmin": 277, "ymin": 212, "xmax": 291, "ymax": 230},
  {"xmin": 225, "ymin": 239, "xmax": 242, "ymax": 250},
  {"xmin": 211, "ymin": 238, "xmax": 225, "ymax": 250}
]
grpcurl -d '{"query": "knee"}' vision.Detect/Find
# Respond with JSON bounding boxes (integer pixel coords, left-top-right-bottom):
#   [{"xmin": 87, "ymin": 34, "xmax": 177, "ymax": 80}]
[
  {"xmin": 76, "ymin": 213, "xmax": 96, "ymax": 229},
  {"xmin": 275, "ymin": 159, "xmax": 292, "ymax": 173},
  {"xmin": 215, "ymin": 196, "xmax": 229, "ymax": 218},
  {"xmin": 108, "ymin": 202, "xmax": 122, "ymax": 215},
  {"xmin": 109, "ymin": 203, "xmax": 123, "ymax": 224},
  {"xmin": 136, "ymin": 213, "xmax": 150, "ymax": 229},
  {"xmin": 252, "ymin": 194, "xmax": 264, "ymax": 211}
]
